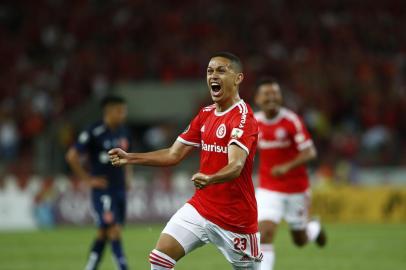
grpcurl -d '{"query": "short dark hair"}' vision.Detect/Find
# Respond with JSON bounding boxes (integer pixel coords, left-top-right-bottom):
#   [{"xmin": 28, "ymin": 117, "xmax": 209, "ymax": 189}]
[
  {"xmin": 211, "ymin": 52, "xmax": 243, "ymax": 72},
  {"xmin": 256, "ymin": 77, "xmax": 279, "ymax": 90},
  {"xmin": 100, "ymin": 95, "xmax": 126, "ymax": 108}
]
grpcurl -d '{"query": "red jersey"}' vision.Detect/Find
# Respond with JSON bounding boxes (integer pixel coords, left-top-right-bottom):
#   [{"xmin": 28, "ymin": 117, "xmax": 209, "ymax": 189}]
[
  {"xmin": 178, "ymin": 100, "xmax": 259, "ymax": 234},
  {"xmin": 255, "ymin": 108, "xmax": 313, "ymax": 193}
]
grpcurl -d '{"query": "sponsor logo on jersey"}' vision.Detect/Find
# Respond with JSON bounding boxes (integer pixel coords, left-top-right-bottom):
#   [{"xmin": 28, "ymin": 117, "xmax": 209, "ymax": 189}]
[
  {"xmin": 237, "ymin": 102, "xmax": 248, "ymax": 129},
  {"xmin": 216, "ymin": 124, "xmax": 227, "ymax": 138},
  {"xmin": 231, "ymin": 128, "xmax": 244, "ymax": 139},
  {"xmin": 239, "ymin": 113, "xmax": 247, "ymax": 129},
  {"xmin": 201, "ymin": 140, "xmax": 227, "ymax": 153}
]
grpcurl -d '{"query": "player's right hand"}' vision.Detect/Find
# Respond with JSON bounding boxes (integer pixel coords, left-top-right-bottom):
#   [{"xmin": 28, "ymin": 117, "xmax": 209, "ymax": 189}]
[
  {"xmin": 88, "ymin": 177, "xmax": 108, "ymax": 188},
  {"xmin": 108, "ymin": 148, "xmax": 129, "ymax": 166}
]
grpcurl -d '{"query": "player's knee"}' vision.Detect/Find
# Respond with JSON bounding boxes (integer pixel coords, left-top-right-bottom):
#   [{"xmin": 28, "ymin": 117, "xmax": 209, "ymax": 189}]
[
  {"xmin": 97, "ymin": 229, "xmax": 108, "ymax": 240},
  {"xmin": 107, "ymin": 226, "xmax": 121, "ymax": 240},
  {"xmin": 258, "ymin": 221, "xmax": 277, "ymax": 243},
  {"xmin": 259, "ymin": 227, "xmax": 275, "ymax": 243}
]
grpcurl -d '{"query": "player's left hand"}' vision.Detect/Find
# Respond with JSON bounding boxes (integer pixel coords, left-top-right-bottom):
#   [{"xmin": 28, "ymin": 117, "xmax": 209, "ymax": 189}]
[
  {"xmin": 191, "ymin": 173, "xmax": 212, "ymax": 189},
  {"xmin": 271, "ymin": 164, "xmax": 290, "ymax": 177},
  {"xmin": 103, "ymin": 211, "xmax": 114, "ymax": 224}
]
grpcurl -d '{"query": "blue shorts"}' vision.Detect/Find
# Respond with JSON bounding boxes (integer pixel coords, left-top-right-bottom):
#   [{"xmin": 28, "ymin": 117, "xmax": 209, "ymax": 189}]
[{"xmin": 91, "ymin": 189, "xmax": 126, "ymax": 228}]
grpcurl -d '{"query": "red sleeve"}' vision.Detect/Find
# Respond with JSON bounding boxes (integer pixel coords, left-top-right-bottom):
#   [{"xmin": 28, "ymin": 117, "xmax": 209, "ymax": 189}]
[
  {"xmin": 289, "ymin": 115, "xmax": 313, "ymax": 151},
  {"xmin": 177, "ymin": 111, "xmax": 201, "ymax": 147},
  {"xmin": 227, "ymin": 113, "xmax": 258, "ymax": 155}
]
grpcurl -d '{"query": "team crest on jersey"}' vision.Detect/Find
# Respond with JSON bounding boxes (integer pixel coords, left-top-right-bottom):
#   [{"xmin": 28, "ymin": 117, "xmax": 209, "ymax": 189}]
[
  {"xmin": 275, "ymin": 127, "xmax": 287, "ymax": 139},
  {"xmin": 231, "ymin": 128, "xmax": 244, "ymax": 139},
  {"xmin": 216, "ymin": 124, "xmax": 227, "ymax": 138}
]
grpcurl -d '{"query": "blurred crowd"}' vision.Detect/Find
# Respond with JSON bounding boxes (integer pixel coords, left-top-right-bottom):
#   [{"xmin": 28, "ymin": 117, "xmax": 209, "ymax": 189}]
[{"xmin": 0, "ymin": 0, "xmax": 405, "ymax": 174}]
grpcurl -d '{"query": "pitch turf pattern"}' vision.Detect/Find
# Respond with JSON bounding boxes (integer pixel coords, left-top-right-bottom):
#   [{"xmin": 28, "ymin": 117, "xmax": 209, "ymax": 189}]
[{"xmin": 0, "ymin": 224, "xmax": 405, "ymax": 270}]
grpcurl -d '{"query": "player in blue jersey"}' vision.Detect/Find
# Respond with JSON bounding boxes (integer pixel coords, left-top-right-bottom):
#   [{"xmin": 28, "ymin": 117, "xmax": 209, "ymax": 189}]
[{"xmin": 66, "ymin": 96, "xmax": 132, "ymax": 270}]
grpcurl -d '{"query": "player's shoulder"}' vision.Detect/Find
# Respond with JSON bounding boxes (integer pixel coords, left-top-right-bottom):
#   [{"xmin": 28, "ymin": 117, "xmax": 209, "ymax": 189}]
[
  {"xmin": 86, "ymin": 121, "xmax": 107, "ymax": 138},
  {"xmin": 201, "ymin": 103, "xmax": 216, "ymax": 112},
  {"xmin": 280, "ymin": 107, "xmax": 299, "ymax": 118},
  {"xmin": 237, "ymin": 99, "xmax": 254, "ymax": 114},
  {"xmin": 229, "ymin": 100, "xmax": 257, "ymax": 128},
  {"xmin": 196, "ymin": 103, "xmax": 217, "ymax": 121},
  {"xmin": 280, "ymin": 107, "xmax": 304, "ymax": 130},
  {"xmin": 254, "ymin": 111, "xmax": 265, "ymax": 122},
  {"xmin": 77, "ymin": 122, "xmax": 101, "ymax": 144}
]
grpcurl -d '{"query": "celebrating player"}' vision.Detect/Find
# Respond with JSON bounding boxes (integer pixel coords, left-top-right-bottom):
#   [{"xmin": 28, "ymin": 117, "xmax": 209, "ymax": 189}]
[
  {"xmin": 109, "ymin": 52, "xmax": 262, "ymax": 270},
  {"xmin": 66, "ymin": 96, "xmax": 131, "ymax": 270},
  {"xmin": 254, "ymin": 78, "xmax": 326, "ymax": 270}
]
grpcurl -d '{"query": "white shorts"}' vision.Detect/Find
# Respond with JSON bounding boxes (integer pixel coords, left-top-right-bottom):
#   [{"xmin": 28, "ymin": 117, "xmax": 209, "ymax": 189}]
[
  {"xmin": 256, "ymin": 188, "xmax": 310, "ymax": 230},
  {"xmin": 162, "ymin": 203, "xmax": 262, "ymax": 269}
]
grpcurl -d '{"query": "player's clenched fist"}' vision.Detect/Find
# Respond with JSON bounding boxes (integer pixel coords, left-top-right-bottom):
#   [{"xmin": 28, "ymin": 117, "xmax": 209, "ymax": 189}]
[
  {"xmin": 271, "ymin": 164, "xmax": 290, "ymax": 177},
  {"xmin": 191, "ymin": 172, "xmax": 212, "ymax": 189},
  {"xmin": 108, "ymin": 148, "xmax": 129, "ymax": 166}
]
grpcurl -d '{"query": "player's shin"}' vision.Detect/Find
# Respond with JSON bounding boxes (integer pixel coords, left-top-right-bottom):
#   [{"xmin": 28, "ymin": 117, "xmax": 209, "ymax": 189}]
[
  {"xmin": 149, "ymin": 249, "xmax": 176, "ymax": 270},
  {"xmin": 260, "ymin": 244, "xmax": 275, "ymax": 270},
  {"xmin": 85, "ymin": 239, "xmax": 107, "ymax": 270},
  {"xmin": 111, "ymin": 239, "xmax": 128, "ymax": 270}
]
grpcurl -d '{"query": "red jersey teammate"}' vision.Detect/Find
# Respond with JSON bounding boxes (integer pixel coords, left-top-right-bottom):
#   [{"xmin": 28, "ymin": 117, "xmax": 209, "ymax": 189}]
[
  {"xmin": 109, "ymin": 52, "xmax": 262, "ymax": 270},
  {"xmin": 254, "ymin": 78, "xmax": 326, "ymax": 270}
]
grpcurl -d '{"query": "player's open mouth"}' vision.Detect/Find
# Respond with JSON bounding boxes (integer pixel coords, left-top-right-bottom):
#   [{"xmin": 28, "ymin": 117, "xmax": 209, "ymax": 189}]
[{"xmin": 210, "ymin": 82, "xmax": 222, "ymax": 97}]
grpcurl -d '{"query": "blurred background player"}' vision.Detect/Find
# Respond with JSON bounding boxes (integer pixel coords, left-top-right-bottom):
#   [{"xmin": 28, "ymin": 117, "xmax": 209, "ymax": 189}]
[
  {"xmin": 109, "ymin": 52, "xmax": 261, "ymax": 270},
  {"xmin": 254, "ymin": 78, "xmax": 326, "ymax": 270},
  {"xmin": 66, "ymin": 96, "xmax": 131, "ymax": 270}
]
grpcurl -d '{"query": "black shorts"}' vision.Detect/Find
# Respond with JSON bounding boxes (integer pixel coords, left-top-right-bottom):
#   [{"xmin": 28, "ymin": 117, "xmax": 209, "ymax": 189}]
[{"xmin": 91, "ymin": 189, "xmax": 126, "ymax": 228}]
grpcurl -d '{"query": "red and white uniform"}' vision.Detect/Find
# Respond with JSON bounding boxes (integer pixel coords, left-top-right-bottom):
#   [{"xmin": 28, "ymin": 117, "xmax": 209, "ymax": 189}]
[
  {"xmin": 179, "ymin": 99, "xmax": 258, "ymax": 234},
  {"xmin": 255, "ymin": 108, "xmax": 314, "ymax": 229},
  {"xmin": 160, "ymin": 100, "xmax": 262, "ymax": 268},
  {"xmin": 256, "ymin": 108, "xmax": 313, "ymax": 193}
]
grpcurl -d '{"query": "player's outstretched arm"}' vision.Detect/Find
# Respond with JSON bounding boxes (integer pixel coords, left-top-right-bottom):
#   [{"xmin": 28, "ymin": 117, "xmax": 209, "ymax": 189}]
[
  {"xmin": 272, "ymin": 144, "xmax": 317, "ymax": 177},
  {"xmin": 192, "ymin": 144, "xmax": 247, "ymax": 189},
  {"xmin": 109, "ymin": 140, "xmax": 195, "ymax": 167}
]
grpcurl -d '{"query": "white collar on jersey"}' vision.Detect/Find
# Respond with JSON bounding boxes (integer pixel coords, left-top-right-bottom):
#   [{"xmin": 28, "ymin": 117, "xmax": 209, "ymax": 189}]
[
  {"xmin": 257, "ymin": 108, "xmax": 285, "ymax": 124},
  {"xmin": 214, "ymin": 99, "xmax": 244, "ymax": 116}
]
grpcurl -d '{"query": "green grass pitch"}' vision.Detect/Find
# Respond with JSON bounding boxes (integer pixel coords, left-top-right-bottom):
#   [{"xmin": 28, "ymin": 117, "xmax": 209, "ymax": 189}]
[{"xmin": 0, "ymin": 224, "xmax": 405, "ymax": 270}]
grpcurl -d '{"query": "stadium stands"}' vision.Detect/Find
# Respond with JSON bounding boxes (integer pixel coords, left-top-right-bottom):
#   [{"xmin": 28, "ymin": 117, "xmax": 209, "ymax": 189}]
[{"xmin": 0, "ymin": 0, "xmax": 405, "ymax": 171}]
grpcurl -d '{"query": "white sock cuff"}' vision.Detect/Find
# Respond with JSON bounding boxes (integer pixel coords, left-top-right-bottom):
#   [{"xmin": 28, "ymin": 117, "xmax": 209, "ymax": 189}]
[{"xmin": 149, "ymin": 249, "xmax": 176, "ymax": 269}]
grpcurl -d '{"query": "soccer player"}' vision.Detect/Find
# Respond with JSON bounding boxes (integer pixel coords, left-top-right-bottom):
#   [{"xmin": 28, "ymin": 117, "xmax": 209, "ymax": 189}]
[
  {"xmin": 109, "ymin": 52, "xmax": 262, "ymax": 270},
  {"xmin": 254, "ymin": 78, "xmax": 327, "ymax": 270},
  {"xmin": 66, "ymin": 96, "xmax": 131, "ymax": 270}
]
